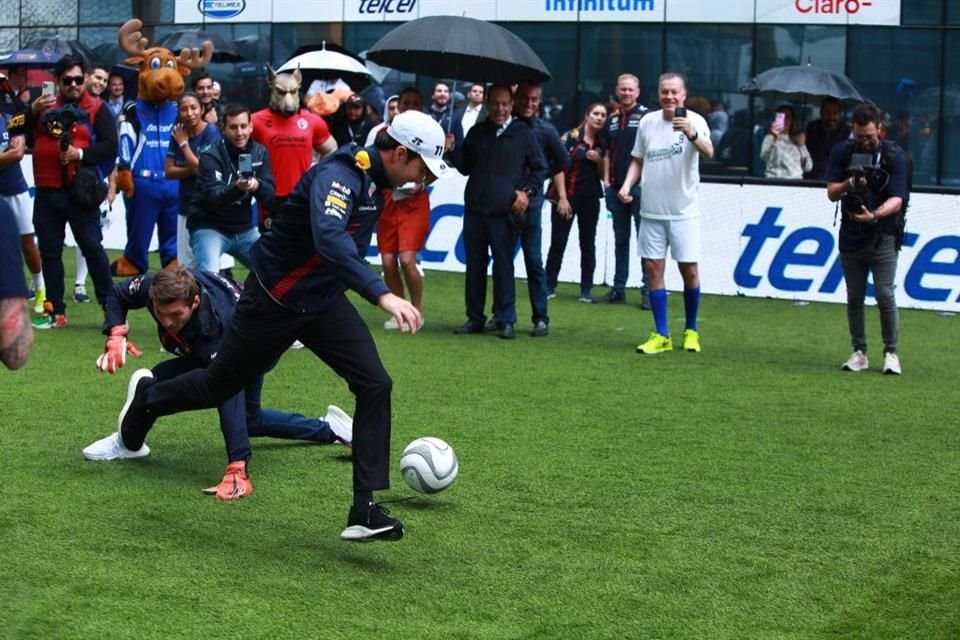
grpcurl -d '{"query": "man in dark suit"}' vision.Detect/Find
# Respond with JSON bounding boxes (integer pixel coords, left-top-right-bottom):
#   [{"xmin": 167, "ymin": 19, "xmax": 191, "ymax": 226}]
[
  {"xmin": 456, "ymin": 82, "xmax": 486, "ymax": 138},
  {"xmin": 454, "ymin": 85, "xmax": 548, "ymax": 340}
]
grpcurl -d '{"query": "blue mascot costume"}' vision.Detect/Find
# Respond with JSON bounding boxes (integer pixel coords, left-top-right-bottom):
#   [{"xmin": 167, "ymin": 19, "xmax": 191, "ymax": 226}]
[{"xmin": 111, "ymin": 19, "xmax": 213, "ymax": 276}]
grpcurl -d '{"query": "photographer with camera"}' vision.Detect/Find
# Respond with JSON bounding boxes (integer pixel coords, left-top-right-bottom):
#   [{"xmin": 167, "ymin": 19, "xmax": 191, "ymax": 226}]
[
  {"xmin": 27, "ymin": 54, "xmax": 117, "ymax": 329},
  {"xmin": 826, "ymin": 103, "xmax": 907, "ymax": 375}
]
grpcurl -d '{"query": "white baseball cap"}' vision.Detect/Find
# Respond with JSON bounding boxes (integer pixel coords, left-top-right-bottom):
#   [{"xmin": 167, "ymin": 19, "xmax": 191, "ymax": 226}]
[{"xmin": 386, "ymin": 110, "xmax": 448, "ymax": 179}]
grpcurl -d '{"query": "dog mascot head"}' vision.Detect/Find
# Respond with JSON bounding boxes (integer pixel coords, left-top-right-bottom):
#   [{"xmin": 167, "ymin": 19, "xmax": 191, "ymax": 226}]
[{"xmin": 267, "ymin": 67, "xmax": 303, "ymax": 117}]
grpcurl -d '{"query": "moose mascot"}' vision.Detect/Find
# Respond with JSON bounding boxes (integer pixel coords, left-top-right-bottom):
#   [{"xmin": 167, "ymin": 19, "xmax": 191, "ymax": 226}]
[{"xmin": 111, "ymin": 19, "xmax": 213, "ymax": 276}]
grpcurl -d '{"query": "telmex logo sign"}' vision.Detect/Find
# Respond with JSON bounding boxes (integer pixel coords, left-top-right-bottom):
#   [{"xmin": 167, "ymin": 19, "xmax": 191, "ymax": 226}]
[{"xmin": 199, "ymin": 0, "xmax": 246, "ymax": 19}]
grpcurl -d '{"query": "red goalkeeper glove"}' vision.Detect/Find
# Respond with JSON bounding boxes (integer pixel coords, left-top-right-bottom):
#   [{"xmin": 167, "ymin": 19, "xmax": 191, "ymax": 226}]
[{"xmin": 96, "ymin": 324, "xmax": 143, "ymax": 374}]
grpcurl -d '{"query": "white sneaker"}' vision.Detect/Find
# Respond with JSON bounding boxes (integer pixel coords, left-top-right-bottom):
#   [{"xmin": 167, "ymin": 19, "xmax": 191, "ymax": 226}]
[
  {"xmin": 290, "ymin": 340, "xmax": 305, "ymax": 349},
  {"xmin": 82, "ymin": 432, "xmax": 150, "ymax": 461},
  {"xmin": 883, "ymin": 352, "xmax": 902, "ymax": 375},
  {"xmin": 384, "ymin": 318, "xmax": 400, "ymax": 330},
  {"xmin": 841, "ymin": 350, "xmax": 869, "ymax": 372},
  {"xmin": 325, "ymin": 405, "xmax": 353, "ymax": 447}
]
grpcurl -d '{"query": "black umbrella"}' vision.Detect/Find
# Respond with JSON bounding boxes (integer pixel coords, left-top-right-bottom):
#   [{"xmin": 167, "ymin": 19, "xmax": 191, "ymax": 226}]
[
  {"xmin": 4, "ymin": 37, "xmax": 98, "ymax": 67},
  {"xmin": 741, "ymin": 65, "xmax": 867, "ymax": 103},
  {"xmin": 366, "ymin": 15, "xmax": 550, "ymax": 84},
  {"xmin": 158, "ymin": 30, "xmax": 244, "ymax": 63},
  {"xmin": 913, "ymin": 84, "xmax": 960, "ymax": 118},
  {"xmin": 23, "ymin": 36, "xmax": 98, "ymax": 65}
]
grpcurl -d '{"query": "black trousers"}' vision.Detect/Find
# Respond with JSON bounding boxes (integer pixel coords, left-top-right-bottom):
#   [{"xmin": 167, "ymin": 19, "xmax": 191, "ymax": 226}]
[
  {"xmin": 463, "ymin": 211, "xmax": 517, "ymax": 325},
  {"xmin": 136, "ymin": 274, "xmax": 393, "ymax": 492},
  {"xmin": 545, "ymin": 193, "xmax": 601, "ymax": 293},
  {"xmin": 34, "ymin": 189, "xmax": 113, "ymax": 314}
]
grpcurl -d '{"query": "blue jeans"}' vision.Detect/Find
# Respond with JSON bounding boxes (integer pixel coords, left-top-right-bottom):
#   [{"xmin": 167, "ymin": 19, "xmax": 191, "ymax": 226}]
[
  {"xmin": 151, "ymin": 356, "xmax": 333, "ymax": 463},
  {"xmin": 604, "ymin": 185, "xmax": 642, "ymax": 294},
  {"xmin": 191, "ymin": 227, "xmax": 259, "ymax": 273},
  {"xmin": 33, "ymin": 189, "xmax": 113, "ymax": 314},
  {"xmin": 517, "ymin": 197, "xmax": 549, "ymax": 325}
]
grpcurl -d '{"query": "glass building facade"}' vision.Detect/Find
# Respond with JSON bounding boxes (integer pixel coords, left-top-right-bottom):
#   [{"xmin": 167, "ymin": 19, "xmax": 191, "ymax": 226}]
[{"xmin": 2, "ymin": 0, "xmax": 959, "ymax": 187}]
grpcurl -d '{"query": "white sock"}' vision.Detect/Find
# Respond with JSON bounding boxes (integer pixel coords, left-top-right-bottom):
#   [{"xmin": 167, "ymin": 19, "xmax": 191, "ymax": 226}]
[
  {"xmin": 32, "ymin": 272, "xmax": 44, "ymax": 289},
  {"xmin": 75, "ymin": 247, "xmax": 88, "ymax": 285}
]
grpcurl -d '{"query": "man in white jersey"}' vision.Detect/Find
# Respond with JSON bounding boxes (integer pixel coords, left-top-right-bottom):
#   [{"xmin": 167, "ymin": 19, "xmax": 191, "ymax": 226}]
[{"xmin": 618, "ymin": 73, "xmax": 713, "ymax": 354}]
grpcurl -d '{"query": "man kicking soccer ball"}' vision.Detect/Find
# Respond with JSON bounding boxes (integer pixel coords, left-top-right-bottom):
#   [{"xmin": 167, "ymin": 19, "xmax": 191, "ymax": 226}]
[
  {"xmin": 107, "ymin": 111, "xmax": 447, "ymax": 541},
  {"xmin": 82, "ymin": 267, "xmax": 353, "ymax": 500}
]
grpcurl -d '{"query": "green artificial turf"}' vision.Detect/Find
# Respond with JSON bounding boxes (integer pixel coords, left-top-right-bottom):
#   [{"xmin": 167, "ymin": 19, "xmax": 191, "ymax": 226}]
[{"xmin": 1, "ymin": 253, "xmax": 957, "ymax": 639}]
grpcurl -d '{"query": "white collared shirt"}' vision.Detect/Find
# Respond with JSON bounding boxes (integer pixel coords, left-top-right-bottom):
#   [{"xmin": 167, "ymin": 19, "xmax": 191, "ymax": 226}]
[
  {"xmin": 461, "ymin": 104, "xmax": 483, "ymax": 137},
  {"xmin": 496, "ymin": 115, "xmax": 512, "ymax": 138}
]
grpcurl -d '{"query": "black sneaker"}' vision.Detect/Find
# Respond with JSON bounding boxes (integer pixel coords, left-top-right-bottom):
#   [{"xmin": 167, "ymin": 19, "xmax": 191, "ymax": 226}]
[
  {"xmin": 453, "ymin": 321, "xmax": 484, "ymax": 335},
  {"xmin": 118, "ymin": 369, "xmax": 156, "ymax": 451},
  {"xmin": 640, "ymin": 287, "xmax": 651, "ymax": 310},
  {"xmin": 340, "ymin": 503, "xmax": 405, "ymax": 542},
  {"xmin": 593, "ymin": 289, "xmax": 626, "ymax": 304}
]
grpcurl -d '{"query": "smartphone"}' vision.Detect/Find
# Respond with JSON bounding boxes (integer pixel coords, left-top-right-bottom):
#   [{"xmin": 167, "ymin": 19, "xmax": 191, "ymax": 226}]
[
  {"xmin": 42, "ymin": 81, "xmax": 55, "ymax": 97},
  {"xmin": 238, "ymin": 153, "xmax": 253, "ymax": 178},
  {"xmin": 675, "ymin": 107, "xmax": 687, "ymax": 118},
  {"xmin": 774, "ymin": 112, "xmax": 786, "ymax": 131}
]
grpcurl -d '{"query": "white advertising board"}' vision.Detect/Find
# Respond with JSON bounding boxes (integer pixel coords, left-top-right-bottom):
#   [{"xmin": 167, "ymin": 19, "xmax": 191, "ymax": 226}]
[
  {"xmin": 366, "ymin": 174, "xmax": 960, "ymax": 313},
  {"xmin": 666, "ymin": 0, "xmax": 756, "ymax": 23},
  {"xmin": 30, "ymin": 156, "xmax": 955, "ymax": 313},
  {"xmin": 175, "ymin": 0, "xmax": 900, "ymax": 24}
]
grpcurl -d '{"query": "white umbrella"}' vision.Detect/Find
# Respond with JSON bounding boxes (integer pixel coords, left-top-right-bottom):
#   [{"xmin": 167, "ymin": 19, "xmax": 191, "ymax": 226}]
[{"xmin": 278, "ymin": 46, "xmax": 373, "ymax": 78}]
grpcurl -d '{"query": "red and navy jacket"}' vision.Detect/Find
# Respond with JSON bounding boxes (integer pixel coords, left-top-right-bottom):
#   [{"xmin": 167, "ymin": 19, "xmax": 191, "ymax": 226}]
[
  {"xmin": 103, "ymin": 270, "xmax": 241, "ymax": 364},
  {"xmin": 556, "ymin": 126, "xmax": 608, "ymax": 201},
  {"xmin": 250, "ymin": 144, "xmax": 391, "ymax": 313},
  {"xmin": 605, "ymin": 103, "xmax": 649, "ymax": 190},
  {"xmin": 29, "ymin": 92, "xmax": 117, "ymax": 189}
]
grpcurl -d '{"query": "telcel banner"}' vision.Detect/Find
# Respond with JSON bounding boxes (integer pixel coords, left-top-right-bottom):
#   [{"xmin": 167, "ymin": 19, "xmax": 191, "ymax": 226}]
[
  {"xmin": 377, "ymin": 176, "xmax": 960, "ymax": 313},
  {"xmin": 43, "ymin": 158, "xmax": 957, "ymax": 313}
]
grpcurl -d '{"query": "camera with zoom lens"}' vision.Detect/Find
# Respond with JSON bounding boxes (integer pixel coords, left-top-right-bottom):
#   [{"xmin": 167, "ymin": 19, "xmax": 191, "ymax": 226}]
[{"xmin": 841, "ymin": 153, "xmax": 889, "ymax": 221}]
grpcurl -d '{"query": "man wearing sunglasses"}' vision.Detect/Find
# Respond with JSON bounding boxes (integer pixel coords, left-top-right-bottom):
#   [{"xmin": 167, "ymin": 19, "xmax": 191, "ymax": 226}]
[{"xmin": 26, "ymin": 54, "xmax": 117, "ymax": 329}]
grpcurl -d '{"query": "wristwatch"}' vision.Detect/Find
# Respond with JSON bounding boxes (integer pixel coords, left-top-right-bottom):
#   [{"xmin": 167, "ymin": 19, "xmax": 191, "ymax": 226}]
[
  {"xmin": 687, "ymin": 131, "xmax": 699, "ymax": 142},
  {"xmin": 523, "ymin": 187, "xmax": 537, "ymax": 198}
]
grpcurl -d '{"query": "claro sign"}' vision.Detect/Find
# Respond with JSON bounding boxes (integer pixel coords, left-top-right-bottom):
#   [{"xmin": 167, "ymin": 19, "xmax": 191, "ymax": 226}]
[
  {"xmin": 756, "ymin": 0, "xmax": 899, "ymax": 24},
  {"xmin": 794, "ymin": 0, "xmax": 873, "ymax": 15}
]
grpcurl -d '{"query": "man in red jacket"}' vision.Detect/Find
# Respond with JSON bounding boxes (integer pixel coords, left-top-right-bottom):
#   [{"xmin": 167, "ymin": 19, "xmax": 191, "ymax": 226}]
[{"xmin": 28, "ymin": 54, "xmax": 117, "ymax": 329}]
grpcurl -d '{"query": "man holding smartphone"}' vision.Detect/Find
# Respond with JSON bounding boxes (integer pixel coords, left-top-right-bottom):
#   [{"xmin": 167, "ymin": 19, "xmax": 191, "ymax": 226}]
[
  {"xmin": 26, "ymin": 54, "xmax": 117, "ymax": 329},
  {"xmin": 188, "ymin": 103, "xmax": 275, "ymax": 273},
  {"xmin": 618, "ymin": 73, "xmax": 712, "ymax": 355}
]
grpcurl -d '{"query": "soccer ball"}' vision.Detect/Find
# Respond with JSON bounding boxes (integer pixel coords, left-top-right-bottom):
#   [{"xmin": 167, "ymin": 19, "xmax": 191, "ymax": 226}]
[{"xmin": 400, "ymin": 437, "xmax": 458, "ymax": 494}]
